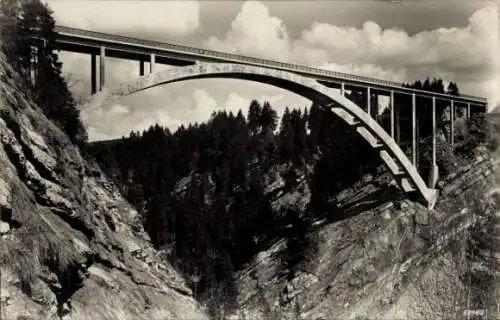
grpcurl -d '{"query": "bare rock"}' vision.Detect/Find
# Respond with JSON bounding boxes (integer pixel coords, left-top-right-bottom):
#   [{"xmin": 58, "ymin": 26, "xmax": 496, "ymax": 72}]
[
  {"xmin": 414, "ymin": 209, "xmax": 429, "ymax": 226},
  {"xmin": 0, "ymin": 53, "xmax": 208, "ymax": 320},
  {"xmin": 0, "ymin": 221, "xmax": 9, "ymax": 234},
  {"xmin": 282, "ymin": 272, "xmax": 318, "ymax": 304}
]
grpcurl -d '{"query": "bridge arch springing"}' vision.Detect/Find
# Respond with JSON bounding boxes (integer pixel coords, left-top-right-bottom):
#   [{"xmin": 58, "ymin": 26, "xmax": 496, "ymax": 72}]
[{"xmin": 83, "ymin": 63, "xmax": 439, "ymax": 209}]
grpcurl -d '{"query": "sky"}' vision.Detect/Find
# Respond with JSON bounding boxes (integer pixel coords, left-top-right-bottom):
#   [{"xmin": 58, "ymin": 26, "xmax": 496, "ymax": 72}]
[{"xmin": 45, "ymin": 0, "xmax": 499, "ymax": 141}]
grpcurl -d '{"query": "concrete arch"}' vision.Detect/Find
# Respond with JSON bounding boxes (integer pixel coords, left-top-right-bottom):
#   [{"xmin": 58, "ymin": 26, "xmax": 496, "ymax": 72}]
[{"xmin": 84, "ymin": 63, "xmax": 438, "ymax": 208}]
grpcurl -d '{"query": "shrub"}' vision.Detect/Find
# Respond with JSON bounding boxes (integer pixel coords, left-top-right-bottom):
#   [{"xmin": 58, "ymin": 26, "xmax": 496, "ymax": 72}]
[{"xmin": 455, "ymin": 114, "xmax": 497, "ymax": 157}]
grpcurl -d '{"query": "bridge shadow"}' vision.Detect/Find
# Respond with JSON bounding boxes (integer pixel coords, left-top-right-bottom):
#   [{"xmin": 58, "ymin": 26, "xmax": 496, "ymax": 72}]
[
  {"xmin": 338, "ymin": 185, "xmax": 406, "ymax": 218},
  {"xmin": 299, "ymin": 184, "xmax": 406, "ymax": 236},
  {"xmin": 276, "ymin": 178, "xmax": 404, "ymax": 274}
]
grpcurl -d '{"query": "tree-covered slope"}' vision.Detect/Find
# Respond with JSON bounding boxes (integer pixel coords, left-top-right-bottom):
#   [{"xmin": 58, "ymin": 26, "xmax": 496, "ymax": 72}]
[{"xmin": 87, "ymin": 79, "xmax": 496, "ymax": 317}]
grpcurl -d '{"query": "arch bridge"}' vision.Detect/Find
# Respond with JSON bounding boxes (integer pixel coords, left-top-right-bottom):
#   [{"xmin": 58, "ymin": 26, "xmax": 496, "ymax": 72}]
[
  {"xmin": 39, "ymin": 26, "xmax": 488, "ymax": 209},
  {"xmin": 87, "ymin": 62, "xmax": 446, "ymax": 208}
]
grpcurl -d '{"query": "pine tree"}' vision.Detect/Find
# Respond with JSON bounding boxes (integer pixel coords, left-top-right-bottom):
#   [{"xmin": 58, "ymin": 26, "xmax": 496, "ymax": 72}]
[
  {"xmin": 290, "ymin": 109, "xmax": 308, "ymax": 166},
  {"xmin": 422, "ymin": 78, "xmax": 431, "ymax": 91},
  {"xmin": 414, "ymin": 80, "xmax": 423, "ymax": 90},
  {"xmin": 279, "ymin": 107, "xmax": 294, "ymax": 163},
  {"xmin": 259, "ymin": 101, "xmax": 278, "ymax": 133},
  {"xmin": 247, "ymin": 99, "xmax": 262, "ymax": 135},
  {"xmin": 307, "ymin": 103, "xmax": 322, "ymax": 155},
  {"xmin": 447, "ymin": 82, "xmax": 459, "ymax": 96},
  {"xmin": 0, "ymin": 0, "xmax": 87, "ymax": 145}
]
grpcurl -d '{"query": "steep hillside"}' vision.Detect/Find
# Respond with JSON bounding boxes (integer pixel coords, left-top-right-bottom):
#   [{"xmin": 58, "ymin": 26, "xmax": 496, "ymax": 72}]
[
  {"xmin": 226, "ymin": 145, "xmax": 499, "ymax": 320},
  {"xmin": 0, "ymin": 54, "xmax": 208, "ymax": 319},
  {"xmin": 88, "ymin": 91, "xmax": 499, "ymax": 318}
]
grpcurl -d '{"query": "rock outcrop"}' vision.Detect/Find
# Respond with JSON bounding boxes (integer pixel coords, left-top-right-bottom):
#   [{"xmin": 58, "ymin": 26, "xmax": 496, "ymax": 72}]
[
  {"xmin": 0, "ymin": 55, "xmax": 208, "ymax": 318},
  {"xmin": 226, "ymin": 146, "xmax": 499, "ymax": 320}
]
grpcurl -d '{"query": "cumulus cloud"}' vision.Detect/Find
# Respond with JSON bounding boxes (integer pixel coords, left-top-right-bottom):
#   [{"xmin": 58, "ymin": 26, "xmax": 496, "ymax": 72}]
[
  {"xmin": 293, "ymin": 6, "xmax": 497, "ymax": 72},
  {"xmin": 61, "ymin": 1, "xmax": 499, "ymax": 140},
  {"xmin": 47, "ymin": 1, "xmax": 200, "ymax": 38},
  {"xmin": 207, "ymin": 1, "xmax": 498, "ymax": 108},
  {"xmin": 291, "ymin": 3, "xmax": 499, "ymax": 108},
  {"xmin": 221, "ymin": 92, "xmax": 288, "ymax": 118},
  {"xmin": 83, "ymin": 87, "xmax": 221, "ymax": 141},
  {"xmin": 108, "ymin": 104, "xmax": 130, "ymax": 115},
  {"xmin": 320, "ymin": 62, "xmax": 409, "ymax": 83},
  {"xmin": 223, "ymin": 93, "xmax": 251, "ymax": 115},
  {"xmin": 82, "ymin": 82, "xmax": 300, "ymax": 141},
  {"xmin": 205, "ymin": 1, "xmax": 291, "ymax": 60}
]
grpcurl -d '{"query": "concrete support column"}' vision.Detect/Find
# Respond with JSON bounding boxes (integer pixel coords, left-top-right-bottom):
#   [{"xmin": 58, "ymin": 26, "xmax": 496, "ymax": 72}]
[
  {"xmin": 390, "ymin": 90, "xmax": 395, "ymax": 139},
  {"xmin": 429, "ymin": 96, "xmax": 439, "ymax": 188},
  {"xmin": 139, "ymin": 60, "xmax": 145, "ymax": 76},
  {"xmin": 91, "ymin": 54, "xmax": 97, "ymax": 94},
  {"xmin": 467, "ymin": 103, "xmax": 471, "ymax": 119},
  {"xmin": 450, "ymin": 100, "xmax": 455, "ymax": 147},
  {"xmin": 412, "ymin": 93, "xmax": 417, "ymax": 167},
  {"xmin": 340, "ymin": 82, "xmax": 345, "ymax": 96},
  {"xmin": 99, "ymin": 46, "xmax": 106, "ymax": 91},
  {"xmin": 150, "ymin": 53, "xmax": 156, "ymax": 73},
  {"xmin": 367, "ymin": 86, "xmax": 371, "ymax": 117},
  {"xmin": 395, "ymin": 96, "xmax": 401, "ymax": 144}
]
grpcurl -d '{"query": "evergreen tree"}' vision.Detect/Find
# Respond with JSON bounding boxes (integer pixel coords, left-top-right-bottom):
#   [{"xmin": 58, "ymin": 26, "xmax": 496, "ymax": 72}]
[
  {"xmin": 447, "ymin": 82, "xmax": 459, "ymax": 96},
  {"xmin": 414, "ymin": 80, "xmax": 423, "ymax": 90},
  {"xmin": 290, "ymin": 109, "xmax": 308, "ymax": 166},
  {"xmin": 307, "ymin": 103, "xmax": 322, "ymax": 155},
  {"xmin": 430, "ymin": 78, "xmax": 445, "ymax": 93},
  {"xmin": 279, "ymin": 107, "xmax": 294, "ymax": 163},
  {"xmin": 259, "ymin": 101, "xmax": 278, "ymax": 133},
  {"xmin": 423, "ymin": 78, "xmax": 431, "ymax": 91},
  {"xmin": 247, "ymin": 99, "xmax": 262, "ymax": 135},
  {"xmin": 1, "ymin": 0, "xmax": 87, "ymax": 145}
]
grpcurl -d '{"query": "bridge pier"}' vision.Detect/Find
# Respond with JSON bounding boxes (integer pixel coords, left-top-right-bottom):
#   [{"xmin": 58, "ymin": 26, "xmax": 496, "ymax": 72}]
[
  {"xmin": 395, "ymin": 95, "xmax": 401, "ymax": 144},
  {"xmin": 340, "ymin": 82, "xmax": 345, "ymax": 96},
  {"xmin": 390, "ymin": 91, "xmax": 395, "ymax": 138},
  {"xmin": 412, "ymin": 93, "xmax": 417, "ymax": 167},
  {"xmin": 91, "ymin": 54, "xmax": 97, "ymax": 94},
  {"xmin": 467, "ymin": 102, "xmax": 471, "ymax": 119},
  {"xmin": 139, "ymin": 60, "xmax": 145, "ymax": 76},
  {"xmin": 367, "ymin": 87, "xmax": 371, "ymax": 117},
  {"xmin": 100, "ymin": 46, "xmax": 106, "ymax": 91},
  {"xmin": 429, "ymin": 96, "xmax": 439, "ymax": 188},
  {"xmin": 450, "ymin": 100, "xmax": 455, "ymax": 147},
  {"xmin": 150, "ymin": 53, "xmax": 156, "ymax": 73}
]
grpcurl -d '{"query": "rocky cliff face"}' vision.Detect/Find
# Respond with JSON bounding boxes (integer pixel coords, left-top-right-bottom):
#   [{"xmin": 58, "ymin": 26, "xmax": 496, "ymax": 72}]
[
  {"xmin": 0, "ymin": 56, "xmax": 208, "ymax": 319},
  {"xmin": 225, "ymin": 147, "xmax": 499, "ymax": 320},
  {"xmin": 1, "ymin": 46, "xmax": 498, "ymax": 320}
]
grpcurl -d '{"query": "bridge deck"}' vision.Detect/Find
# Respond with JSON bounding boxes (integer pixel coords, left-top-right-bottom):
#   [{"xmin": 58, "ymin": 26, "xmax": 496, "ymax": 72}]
[{"xmin": 53, "ymin": 25, "xmax": 487, "ymax": 110}]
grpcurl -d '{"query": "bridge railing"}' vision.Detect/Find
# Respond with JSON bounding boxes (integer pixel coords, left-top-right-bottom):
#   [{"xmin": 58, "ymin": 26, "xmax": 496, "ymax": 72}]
[{"xmin": 55, "ymin": 25, "xmax": 487, "ymax": 105}]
